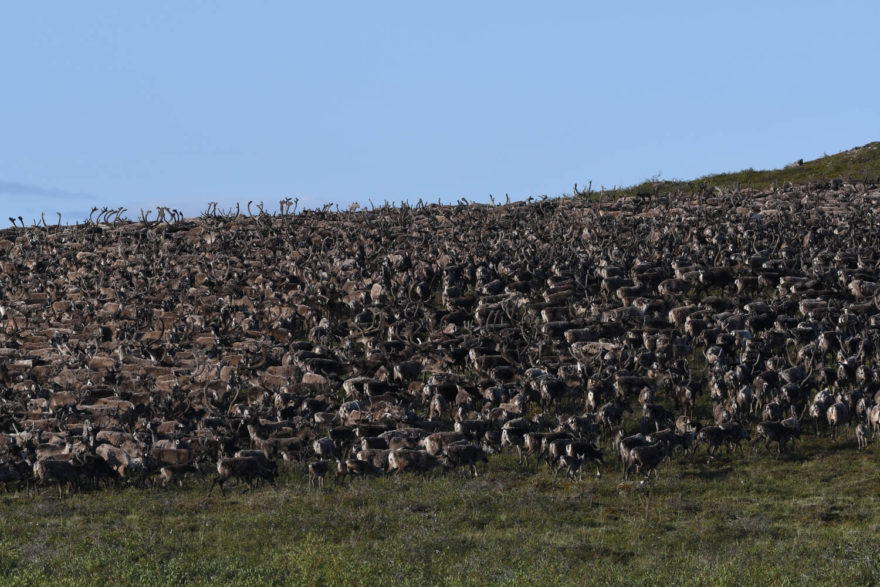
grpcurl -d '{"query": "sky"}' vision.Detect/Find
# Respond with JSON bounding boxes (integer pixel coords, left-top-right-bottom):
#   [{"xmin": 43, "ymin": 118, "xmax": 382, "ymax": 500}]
[{"xmin": 1, "ymin": 2, "xmax": 878, "ymax": 224}]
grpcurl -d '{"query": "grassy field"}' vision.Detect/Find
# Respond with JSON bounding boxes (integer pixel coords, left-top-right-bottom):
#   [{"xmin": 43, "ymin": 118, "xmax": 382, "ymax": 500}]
[{"xmin": 2, "ymin": 433, "xmax": 878, "ymax": 586}]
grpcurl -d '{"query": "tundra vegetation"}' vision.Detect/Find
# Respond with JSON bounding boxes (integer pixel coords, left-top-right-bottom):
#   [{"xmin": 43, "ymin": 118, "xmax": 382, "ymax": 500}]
[{"xmin": 1, "ymin": 144, "xmax": 880, "ymax": 582}]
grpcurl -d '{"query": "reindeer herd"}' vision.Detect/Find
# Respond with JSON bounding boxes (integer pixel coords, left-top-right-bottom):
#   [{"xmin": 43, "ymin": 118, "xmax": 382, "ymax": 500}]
[{"xmin": 1, "ymin": 180, "xmax": 880, "ymax": 496}]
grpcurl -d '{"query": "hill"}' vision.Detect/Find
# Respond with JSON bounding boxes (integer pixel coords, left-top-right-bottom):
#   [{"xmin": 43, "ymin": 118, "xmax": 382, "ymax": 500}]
[{"xmin": 0, "ymin": 146, "xmax": 879, "ymax": 582}]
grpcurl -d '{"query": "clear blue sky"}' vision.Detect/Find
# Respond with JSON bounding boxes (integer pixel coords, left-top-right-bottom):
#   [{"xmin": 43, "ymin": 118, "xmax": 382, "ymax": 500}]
[{"xmin": 2, "ymin": 2, "xmax": 878, "ymax": 224}]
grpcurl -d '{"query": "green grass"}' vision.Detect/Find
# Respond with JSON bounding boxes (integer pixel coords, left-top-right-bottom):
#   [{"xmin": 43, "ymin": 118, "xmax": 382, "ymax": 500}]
[
  {"xmin": 3, "ymin": 438, "xmax": 879, "ymax": 585},
  {"xmin": 590, "ymin": 141, "xmax": 880, "ymax": 200}
]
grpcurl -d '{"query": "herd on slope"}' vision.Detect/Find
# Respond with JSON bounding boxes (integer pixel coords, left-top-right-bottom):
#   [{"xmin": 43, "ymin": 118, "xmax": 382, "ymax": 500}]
[{"xmin": 1, "ymin": 180, "xmax": 880, "ymax": 495}]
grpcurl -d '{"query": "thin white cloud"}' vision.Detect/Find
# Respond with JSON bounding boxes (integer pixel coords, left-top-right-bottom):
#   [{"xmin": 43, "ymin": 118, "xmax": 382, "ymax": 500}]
[{"xmin": 0, "ymin": 180, "xmax": 96, "ymax": 200}]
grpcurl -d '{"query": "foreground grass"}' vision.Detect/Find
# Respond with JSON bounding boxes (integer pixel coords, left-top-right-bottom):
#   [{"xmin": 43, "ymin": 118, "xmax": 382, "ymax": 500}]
[{"xmin": 1, "ymin": 437, "xmax": 878, "ymax": 586}]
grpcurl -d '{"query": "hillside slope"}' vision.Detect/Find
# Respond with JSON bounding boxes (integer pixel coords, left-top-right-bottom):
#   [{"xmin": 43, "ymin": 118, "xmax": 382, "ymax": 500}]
[
  {"xmin": 0, "ymin": 147, "xmax": 879, "ymax": 582},
  {"xmin": 595, "ymin": 141, "xmax": 880, "ymax": 200}
]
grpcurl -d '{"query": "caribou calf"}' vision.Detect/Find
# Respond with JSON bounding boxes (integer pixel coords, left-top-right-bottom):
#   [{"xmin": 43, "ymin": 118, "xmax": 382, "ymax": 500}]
[
  {"xmin": 856, "ymin": 423, "xmax": 870, "ymax": 450},
  {"xmin": 442, "ymin": 443, "xmax": 488, "ymax": 477},
  {"xmin": 755, "ymin": 421, "xmax": 797, "ymax": 455},
  {"xmin": 627, "ymin": 442, "xmax": 669, "ymax": 480},
  {"xmin": 159, "ymin": 463, "xmax": 198, "ymax": 488},
  {"xmin": 826, "ymin": 402, "xmax": 850, "ymax": 442},
  {"xmin": 695, "ymin": 426, "xmax": 727, "ymax": 457},
  {"xmin": 33, "ymin": 459, "xmax": 82, "ymax": 497},
  {"xmin": 308, "ymin": 460, "xmax": 329, "ymax": 490},
  {"xmin": 387, "ymin": 449, "xmax": 441, "ymax": 476},
  {"xmin": 209, "ymin": 457, "xmax": 276, "ymax": 496}
]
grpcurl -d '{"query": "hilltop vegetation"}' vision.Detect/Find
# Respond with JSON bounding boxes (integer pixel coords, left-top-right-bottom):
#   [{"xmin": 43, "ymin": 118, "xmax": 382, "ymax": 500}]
[{"xmin": 595, "ymin": 142, "xmax": 880, "ymax": 200}]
